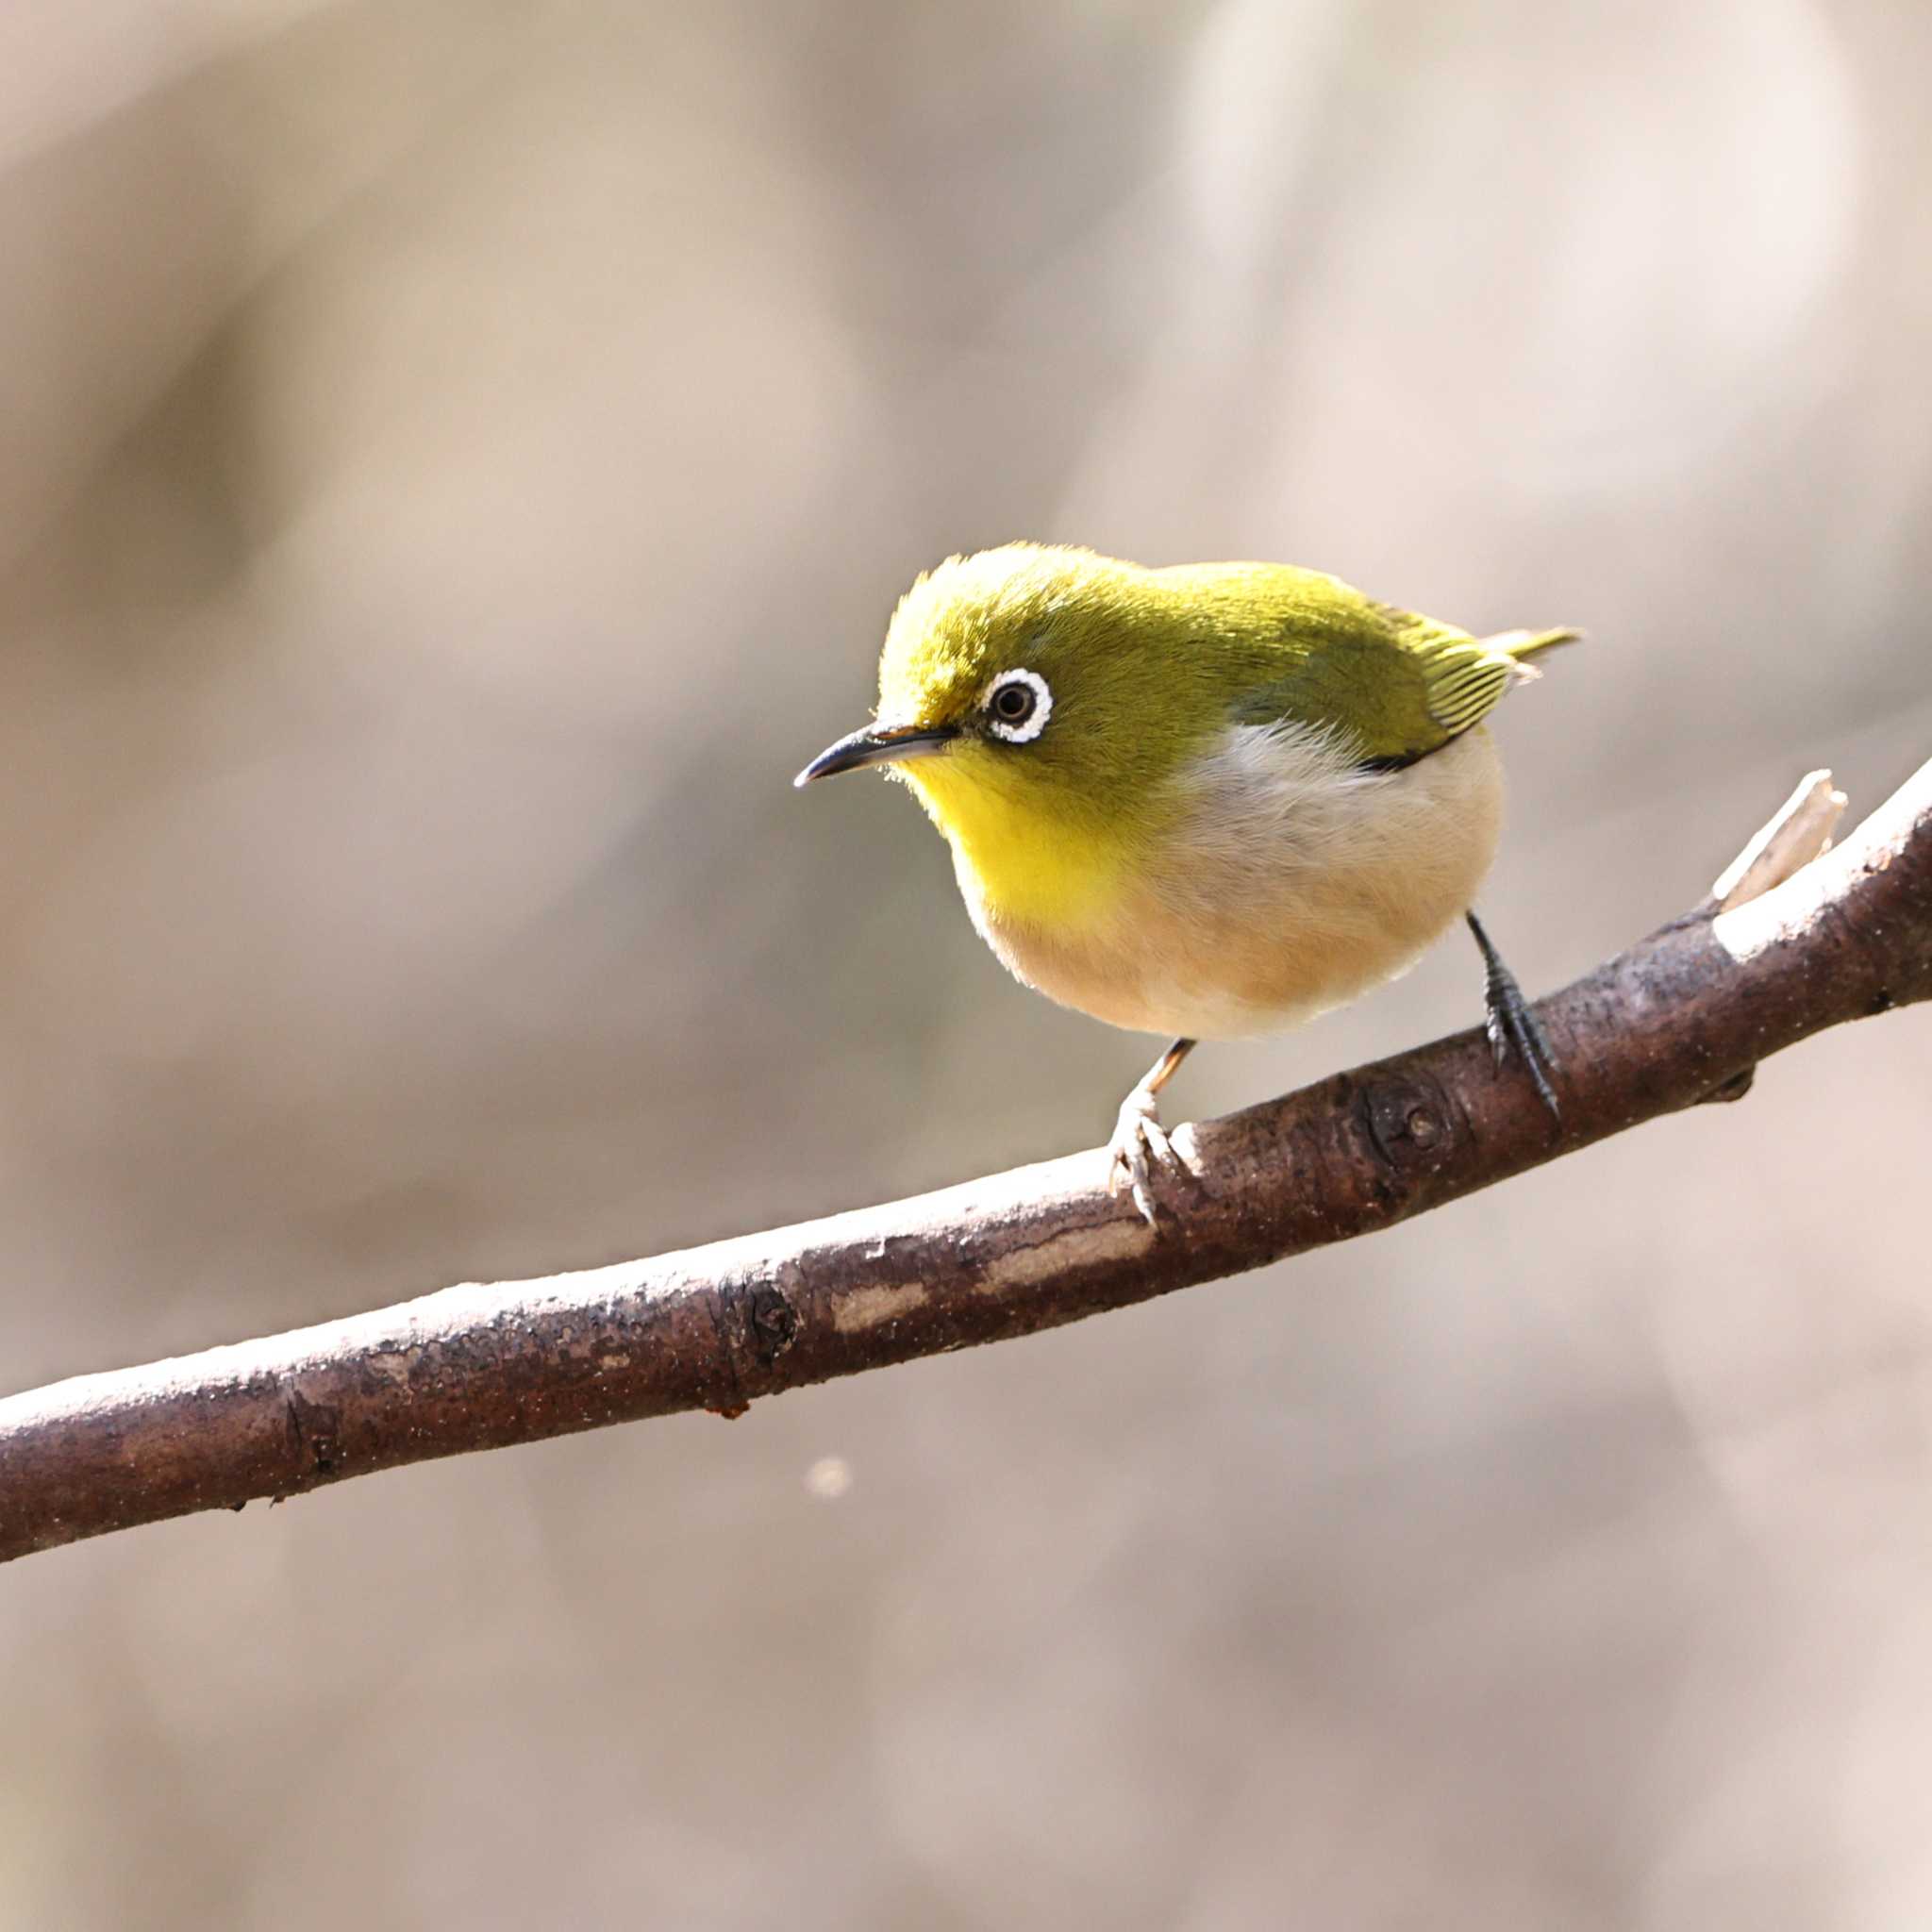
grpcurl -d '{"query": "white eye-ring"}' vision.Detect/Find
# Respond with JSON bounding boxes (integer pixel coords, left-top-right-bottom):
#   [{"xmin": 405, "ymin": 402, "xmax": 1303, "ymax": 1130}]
[{"xmin": 984, "ymin": 668, "xmax": 1052, "ymax": 743}]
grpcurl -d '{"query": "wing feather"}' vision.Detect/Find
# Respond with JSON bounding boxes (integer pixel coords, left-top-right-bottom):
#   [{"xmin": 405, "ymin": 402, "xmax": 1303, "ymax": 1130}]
[{"xmin": 1207, "ymin": 575, "xmax": 1557, "ymax": 767}]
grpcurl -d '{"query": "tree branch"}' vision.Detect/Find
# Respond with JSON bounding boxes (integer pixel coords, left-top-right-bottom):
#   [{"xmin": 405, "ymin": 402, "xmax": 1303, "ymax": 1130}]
[{"xmin": 5, "ymin": 756, "xmax": 1931, "ymax": 1566}]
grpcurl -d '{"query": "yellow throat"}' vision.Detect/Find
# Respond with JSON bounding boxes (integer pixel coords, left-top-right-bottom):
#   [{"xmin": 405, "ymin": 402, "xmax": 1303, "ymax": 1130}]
[{"xmin": 894, "ymin": 757, "xmax": 1131, "ymax": 934}]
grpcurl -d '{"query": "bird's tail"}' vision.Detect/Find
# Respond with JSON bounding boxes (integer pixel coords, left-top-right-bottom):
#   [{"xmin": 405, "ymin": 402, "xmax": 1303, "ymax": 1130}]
[{"xmin": 1482, "ymin": 626, "xmax": 1583, "ymax": 684}]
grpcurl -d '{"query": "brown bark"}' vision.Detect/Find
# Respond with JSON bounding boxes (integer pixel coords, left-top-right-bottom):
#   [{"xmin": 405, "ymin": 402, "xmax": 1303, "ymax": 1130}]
[{"xmin": 4, "ymin": 757, "xmax": 1930, "ymax": 1566}]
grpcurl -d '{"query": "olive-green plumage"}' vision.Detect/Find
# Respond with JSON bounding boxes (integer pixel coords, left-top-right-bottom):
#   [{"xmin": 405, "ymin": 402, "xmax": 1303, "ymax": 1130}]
[
  {"xmin": 797, "ymin": 542, "xmax": 1580, "ymax": 1224},
  {"xmin": 874, "ymin": 542, "xmax": 1571, "ymax": 802}
]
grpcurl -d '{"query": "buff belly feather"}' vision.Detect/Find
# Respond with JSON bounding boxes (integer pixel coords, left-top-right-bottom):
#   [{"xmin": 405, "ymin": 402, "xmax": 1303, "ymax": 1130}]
[{"xmin": 958, "ymin": 723, "xmax": 1505, "ymax": 1041}]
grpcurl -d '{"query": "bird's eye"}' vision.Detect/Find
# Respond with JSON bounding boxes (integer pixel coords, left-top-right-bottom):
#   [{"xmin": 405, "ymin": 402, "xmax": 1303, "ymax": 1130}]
[{"xmin": 985, "ymin": 669, "xmax": 1052, "ymax": 743}]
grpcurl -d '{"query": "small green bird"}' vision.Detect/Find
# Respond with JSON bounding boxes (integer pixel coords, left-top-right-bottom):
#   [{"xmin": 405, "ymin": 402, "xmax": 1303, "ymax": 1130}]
[{"xmin": 796, "ymin": 543, "xmax": 1579, "ymax": 1224}]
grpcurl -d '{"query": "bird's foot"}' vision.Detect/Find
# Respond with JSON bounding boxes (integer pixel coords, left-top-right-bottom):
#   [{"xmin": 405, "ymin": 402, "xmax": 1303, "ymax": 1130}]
[
  {"xmin": 1107, "ymin": 1084, "xmax": 1191, "ymax": 1228},
  {"xmin": 1469, "ymin": 923, "xmax": 1561, "ymax": 1123},
  {"xmin": 1484, "ymin": 983, "xmax": 1560, "ymax": 1120},
  {"xmin": 1464, "ymin": 911, "xmax": 1559, "ymax": 1122}
]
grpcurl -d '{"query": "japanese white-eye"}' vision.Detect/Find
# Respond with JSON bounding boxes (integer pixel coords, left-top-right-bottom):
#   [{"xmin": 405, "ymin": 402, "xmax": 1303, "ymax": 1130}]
[{"xmin": 796, "ymin": 543, "xmax": 1580, "ymax": 1224}]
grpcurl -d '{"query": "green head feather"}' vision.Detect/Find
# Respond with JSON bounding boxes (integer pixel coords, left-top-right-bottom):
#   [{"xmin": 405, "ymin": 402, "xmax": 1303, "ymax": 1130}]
[{"xmin": 878, "ymin": 546, "xmax": 1204, "ymax": 844}]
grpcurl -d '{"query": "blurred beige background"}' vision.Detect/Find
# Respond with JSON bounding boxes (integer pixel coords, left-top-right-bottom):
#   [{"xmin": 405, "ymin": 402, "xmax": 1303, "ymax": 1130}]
[{"xmin": 4, "ymin": 1, "xmax": 1931, "ymax": 1924}]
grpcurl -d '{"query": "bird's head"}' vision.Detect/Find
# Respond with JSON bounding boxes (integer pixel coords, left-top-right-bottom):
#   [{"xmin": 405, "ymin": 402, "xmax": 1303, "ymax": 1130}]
[{"xmin": 795, "ymin": 546, "xmax": 1194, "ymax": 906}]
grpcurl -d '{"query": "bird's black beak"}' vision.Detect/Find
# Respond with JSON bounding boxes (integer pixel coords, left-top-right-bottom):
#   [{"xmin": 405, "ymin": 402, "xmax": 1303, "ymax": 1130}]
[{"xmin": 793, "ymin": 723, "xmax": 959, "ymax": 787}]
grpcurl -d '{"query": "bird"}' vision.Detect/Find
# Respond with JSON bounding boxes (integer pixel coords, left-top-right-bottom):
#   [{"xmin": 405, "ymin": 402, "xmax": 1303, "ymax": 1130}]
[{"xmin": 795, "ymin": 542, "xmax": 1579, "ymax": 1225}]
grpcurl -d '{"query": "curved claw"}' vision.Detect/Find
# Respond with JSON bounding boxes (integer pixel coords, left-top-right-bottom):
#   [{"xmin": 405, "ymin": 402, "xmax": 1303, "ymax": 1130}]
[
  {"xmin": 1497, "ymin": 998, "xmax": 1560, "ymax": 1119},
  {"xmin": 1107, "ymin": 1091, "xmax": 1191, "ymax": 1229}
]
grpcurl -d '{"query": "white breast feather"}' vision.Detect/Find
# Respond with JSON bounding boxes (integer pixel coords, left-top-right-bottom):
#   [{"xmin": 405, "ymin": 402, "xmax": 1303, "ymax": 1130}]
[
  {"xmin": 1158, "ymin": 719, "xmax": 1394, "ymax": 895},
  {"xmin": 965, "ymin": 719, "xmax": 1504, "ymax": 1042},
  {"xmin": 1123, "ymin": 720, "xmax": 1504, "ymax": 1038}
]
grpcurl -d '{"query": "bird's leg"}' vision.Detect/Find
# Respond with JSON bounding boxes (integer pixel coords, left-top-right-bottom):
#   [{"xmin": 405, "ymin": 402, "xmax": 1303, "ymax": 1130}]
[
  {"xmin": 1107, "ymin": 1036, "xmax": 1196, "ymax": 1226},
  {"xmin": 1465, "ymin": 910, "xmax": 1559, "ymax": 1121}
]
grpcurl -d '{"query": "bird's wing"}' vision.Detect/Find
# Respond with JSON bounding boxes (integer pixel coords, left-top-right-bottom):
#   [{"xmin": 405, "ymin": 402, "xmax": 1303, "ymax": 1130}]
[{"xmin": 1215, "ymin": 574, "xmax": 1545, "ymax": 770}]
